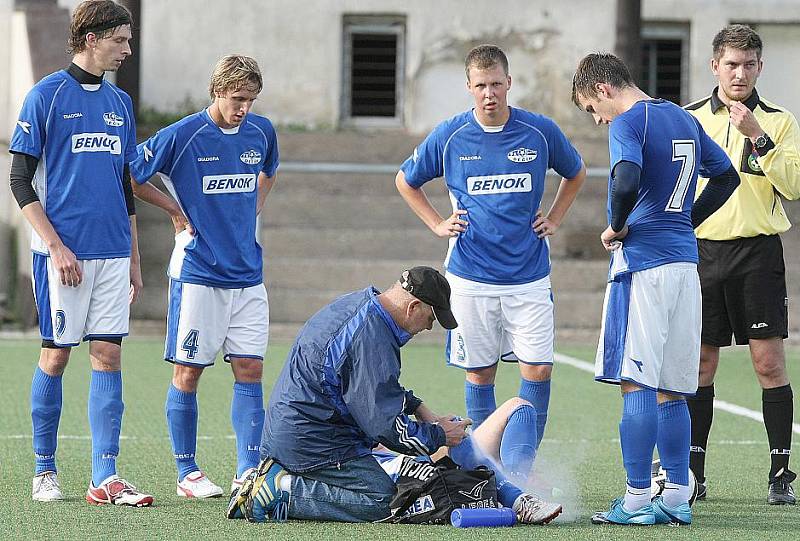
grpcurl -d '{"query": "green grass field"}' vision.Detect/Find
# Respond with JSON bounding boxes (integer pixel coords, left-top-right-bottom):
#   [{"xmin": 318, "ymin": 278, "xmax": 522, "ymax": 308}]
[{"xmin": 1, "ymin": 338, "xmax": 798, "ymax": 540}]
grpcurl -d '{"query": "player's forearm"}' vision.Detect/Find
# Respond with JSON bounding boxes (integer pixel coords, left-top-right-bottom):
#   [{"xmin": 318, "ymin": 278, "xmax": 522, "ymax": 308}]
[
  {"xmin": 131, "ymin": 180, "xmax": 182, "ymax": 217},
  {"xmin": 129, "ymin": 215, "xmax": 141, "ymax": 265},
  {"xmin": 546, "ymin": 163, "xmax": 586, "ymax": 226},
  {"xmin": 257, "ymin": 173, "xmax": 275, "ymax": 214},
  {"xmin": 395, "ymin": 171, "xmax": 444, "ymax": 232},
  {"xmin": 20, "ymin": 202, "xmax": 65, "ymax": 251}
]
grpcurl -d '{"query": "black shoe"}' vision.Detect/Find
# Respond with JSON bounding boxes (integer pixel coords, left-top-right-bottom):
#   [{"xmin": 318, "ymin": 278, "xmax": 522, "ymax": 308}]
[
  {"xmin": 767, "ymin": 471, "xmax": 796, "ymax": 505},
  {"xmin": 695, "ymin": 481, "xmax": 707, "ymax": 501}
]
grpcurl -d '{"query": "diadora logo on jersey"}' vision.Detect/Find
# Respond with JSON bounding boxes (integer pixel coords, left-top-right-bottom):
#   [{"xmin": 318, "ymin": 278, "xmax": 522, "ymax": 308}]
[
  {"xmin": 507, "ymin": 147, "xmax": 538, "ymax": 163},
  {"xmin": 103, "ymin": 111, "xmax": 124, "ymax": 127},
  {"xmin": 240, "ymin": 149, "xmax": 262, "ymax": 165},
  {"xmin": 202, "ymin": 174, "xmax": 257, "ymax": 194},
  {"xmin": 197, "ymin": 156, "xmax": 220, "ymax": 162},
  {"xmin": 460, "ymin": 154, "xmax": 482, "ymax": 161},
  {"xmin": 71, "ymin": 133, "xmax": 121, "ymax": 154},
  {"xmin": 412, "ymin": 147, "xmax": 419, "ymax": 162},
  {"xmin": 63, "ymin": 112, "xmax": 83, "ymax": 119},
  {"xmin": 16, "ymin": 120, "xmax": 31, "ymax": 134},
  {"xmin": 467, "ymin": 173, "xmax": 532, "ymax": 194}
]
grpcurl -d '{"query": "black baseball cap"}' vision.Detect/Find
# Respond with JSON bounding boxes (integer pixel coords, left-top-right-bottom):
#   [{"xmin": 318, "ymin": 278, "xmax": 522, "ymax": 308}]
[{"xmin": 400, "ymin": 266, "xmax": 458, "ymax": 330}]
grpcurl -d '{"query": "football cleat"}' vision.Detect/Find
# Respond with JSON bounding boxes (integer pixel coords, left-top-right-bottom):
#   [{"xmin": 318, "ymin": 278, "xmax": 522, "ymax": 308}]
[
  {"xmin": 651, "ymin": 496, "xmax": 692, "ymax": 525},
  {"xmin": 591, "ymin": 497, "xmax": 655, "ymax": 525},
  {"xmin": 695, "ymin": 481, "xmax": 707, "ymax": 501},
  {"xmin": 513, "ymin": 492, "xmax": 562, "ymax": 524},
  {"xmin": 227, "ymin": 457, "xmax": 288, "ymax": 522},
  {"xmin": 230, "ymin": 467, "xmax": 256, "ymax": 494},
  {"xmin": 767, "ymin": 470, "xmax": 796, "ymax": 505},
  {"xmin": 86, "ymin": 476, "xmax": 153, "ymax": 507},
  {"xmin": 32, "ymin": 471, "xmax": 64, "ymax": 502},
  {"xmin": 650, "ymin": 459, "xmax": 699, "ymax": 506},
  {"xmin": 177, "ymin": 470, "xmax": 223, "ymax": 498}
]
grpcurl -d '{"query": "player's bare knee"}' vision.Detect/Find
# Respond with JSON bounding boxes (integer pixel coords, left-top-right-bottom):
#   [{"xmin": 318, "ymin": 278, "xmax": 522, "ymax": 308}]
[
  {"xmin": 231, "ymin": 357, "xmax": 263, "ymax": 383},
  {"xmin": 172, "ymin": 363, "xmax": 204, "ymax": 392},
  {"xmin": 466, "ymin": 365, "xmax": 497, "ymax": 385},
  {"xmin": 520, "ymin": 363, "xmax": 552, "ymax": 382},
  {"xmin": 89, "ymin": 340, "xmax": 122, "ymax": 371},
  {"xmin": 39, "ymin": 346, "xmax": 71, "ymax": 375}
]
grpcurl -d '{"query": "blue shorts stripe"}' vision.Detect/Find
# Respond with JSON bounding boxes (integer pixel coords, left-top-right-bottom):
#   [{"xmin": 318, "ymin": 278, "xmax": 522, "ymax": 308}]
[
  {"xmin": 444, "ymin": 330, "xmax": 452, "ymax": 364},
  {"xmin": 601, "ymin": 274, "xmax": 632, "ymax": 381},
  {"xmin": 32, "ymin": 253, "xmax": 53, "ymax": 340},
  {"xmin": 164, "ymin": 279, "xmax": 183, "ymax": 360}
]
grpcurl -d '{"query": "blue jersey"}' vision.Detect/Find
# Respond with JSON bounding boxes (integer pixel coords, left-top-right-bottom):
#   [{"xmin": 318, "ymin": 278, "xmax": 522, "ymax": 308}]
[
  {"xmin": 130, "ymin": 109, "xmax": 279, "ymax": 288},
  {"xmin": 9, "ymin": 70, "xmax": 137, "ymax": 259},
  {"xmin": 607, "ymin": 100, "xmax": 731, "ymax": 278},
  {"xmin": 401, "ymin": 107, "xmax": 582, "ymax": 285}
]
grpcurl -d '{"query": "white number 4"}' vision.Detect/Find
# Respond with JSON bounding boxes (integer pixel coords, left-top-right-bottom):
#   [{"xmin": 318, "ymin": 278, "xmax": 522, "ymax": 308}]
[{"xmin": 666, "ymin": 140, "xmax": 696, "ymax": 212}]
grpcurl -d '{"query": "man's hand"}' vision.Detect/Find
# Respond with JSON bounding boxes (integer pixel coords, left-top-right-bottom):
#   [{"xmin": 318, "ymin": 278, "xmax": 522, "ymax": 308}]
[
  {"xmin": 433, "ymin": 210, "xmax": 468, "ymax": 238},
  {"xmin": 50, "ymin": 243, "xmax": 82, "ymax": 287},
  {"xmin": 129, "ymin": 259, "xmax": 143, "ymax": 304},
  {"xmin": 601, "ymin": 224, "xmax": 628, "ymax": 252},
  {"xmin": 729, "ymin": 101, "xmax": 765, "ymax": 140},
  {"xmin": 533, "ymin": 209, "xmax": 559, "ymax": 238},
  {"xmin": 170, "ymin": 210, "xmax": 193, "ymax": 235},
  {"xmin": 438, "ymin": 416, "xmax": 472, "ymax": 447}
]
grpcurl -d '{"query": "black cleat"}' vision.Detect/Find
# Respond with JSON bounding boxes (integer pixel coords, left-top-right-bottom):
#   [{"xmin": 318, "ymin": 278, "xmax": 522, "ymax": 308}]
[
  {"xmin": 767, "ymin": 471, "xmax": 796, "ymax": 505},
  {"xmin": 695, "ymin": 481, "xmax": 707, "ymax": 501}
]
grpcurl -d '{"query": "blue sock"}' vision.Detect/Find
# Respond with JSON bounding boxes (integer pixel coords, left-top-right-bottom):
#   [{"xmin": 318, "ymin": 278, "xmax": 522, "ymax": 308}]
[
  {"xmin": 31, "ymin": 367, "xmax": 63, "ymax": 474},
  {"xmin": 88, "ymin": 370, "xmax": 123, "ymax": 486},
  {"xmin": 500, "ymin": 404, "xmax": 537, "ymax": 480},
  {"xmin": 518, "ymin": 378, "xmax": 550, "ymax": 448},
  {"xmin": 450, "ymin": 436, "xmax": 523, "ymax": 507},
  {"xmin": 465, "ymin": 381, "xmax": 495, "ymax": 427},
  {"xmin": 166, "ymin": 384, "xmax": 199, "ymax": 481},
  {"xmin": 657, "ymin": 399, "xmax": 691, "ymax": 486},
  {"xmin": 620, "ymin": 389, "xmax": 658, "ymax": 490},
  {"xmin": 231, "ymin": 381, "xmax": 265, "ymax": 477}
]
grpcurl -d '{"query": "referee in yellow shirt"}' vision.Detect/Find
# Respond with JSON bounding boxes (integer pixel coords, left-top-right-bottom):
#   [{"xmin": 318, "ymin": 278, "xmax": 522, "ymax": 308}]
[{"xmin": 685, "ymin": 24, "xmax": 800, "ymax": 505}]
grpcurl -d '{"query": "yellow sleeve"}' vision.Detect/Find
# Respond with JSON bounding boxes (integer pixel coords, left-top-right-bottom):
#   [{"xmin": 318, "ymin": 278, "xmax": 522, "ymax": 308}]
[{"xmin": 760, "ymin": 112, "xmax": 800, "ymax": 200}]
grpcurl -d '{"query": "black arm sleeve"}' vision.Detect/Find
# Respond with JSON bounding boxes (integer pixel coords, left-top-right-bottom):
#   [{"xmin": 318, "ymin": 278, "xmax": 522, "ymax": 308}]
[
  {"xmin": 122, "ymin": 165, "xmax": 136, "ymax": 216},
  {"xmin": 691, "ymin": 165, "xmax": 740, "ymax": 228},
  {"xmin": 10, "ymin": 152, "xmax": 40, "ymax": 209},
  {"xmin": 610, "ymin": 160, "xmax": 641, "ymax": 232},
  {"xmin": 403, "ymin": 389, "xmax": 423, "ymax": 415}
]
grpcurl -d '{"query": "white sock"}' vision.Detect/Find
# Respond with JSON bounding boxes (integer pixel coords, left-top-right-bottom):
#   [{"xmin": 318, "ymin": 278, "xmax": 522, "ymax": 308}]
[
  {"xmin": 662, "ymin": 481, "xmax": 691, "ymax": 508},
  {"xmin": 623, "ymin": 484, "xmax": 651, "ymax": 512},
  {"xmin": 279, "ymin": 473, "xmax": 293, "ymax": 494}
]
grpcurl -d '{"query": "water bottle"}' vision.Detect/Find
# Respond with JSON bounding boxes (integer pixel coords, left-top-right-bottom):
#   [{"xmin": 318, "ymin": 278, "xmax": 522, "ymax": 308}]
[{"xmin": 450, "ymin": 507, "xmax": 517, "ymax": 528}]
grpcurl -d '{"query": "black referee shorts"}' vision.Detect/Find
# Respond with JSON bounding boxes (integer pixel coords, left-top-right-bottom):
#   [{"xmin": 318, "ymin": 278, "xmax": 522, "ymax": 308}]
[{"xmin": 698, "ymin": 234, "xmax": 788, "ymax": 346}]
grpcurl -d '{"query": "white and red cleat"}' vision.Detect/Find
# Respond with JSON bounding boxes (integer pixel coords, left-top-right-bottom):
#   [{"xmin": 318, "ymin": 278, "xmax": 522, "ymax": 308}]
[
  {"xmin": 177, "ymin": 470, "xmax": 223, "ymax": 498},
  {"xmin": 86, "ymin": 476, "xmax": 153, "ymax": 507}
]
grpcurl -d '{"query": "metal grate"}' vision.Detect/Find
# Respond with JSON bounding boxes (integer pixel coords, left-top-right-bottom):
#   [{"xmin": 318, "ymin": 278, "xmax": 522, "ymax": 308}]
[
  {"xmin": 641, "ymin": 38, "xmax": 683, "ymax": 104},
  {"xmin": 349, "ymin": 33, "xmax": 398, "ymax": 117}
]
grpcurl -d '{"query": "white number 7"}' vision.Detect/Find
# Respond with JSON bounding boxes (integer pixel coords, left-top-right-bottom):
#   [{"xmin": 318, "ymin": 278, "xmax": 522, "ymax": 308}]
[{"xmin": 666, "ymin": 140, "xmax": 696, "ymax": 212}]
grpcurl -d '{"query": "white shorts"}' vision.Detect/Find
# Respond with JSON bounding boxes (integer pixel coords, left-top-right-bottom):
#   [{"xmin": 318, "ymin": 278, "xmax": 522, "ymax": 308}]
[
  {"xmin": 446, "ymin": 283, "xmax": 554, "ymax": 370},
  {"xmin": 165, "ymin": 280, "xmax": 268, "ymax": 366},
  {"xmin": 595, "ymin": 262, "xmax": 701, "ymax": 395},
  {"xmin": 32, "ymin": 253, "xmax": 130, "ymax": 346}
]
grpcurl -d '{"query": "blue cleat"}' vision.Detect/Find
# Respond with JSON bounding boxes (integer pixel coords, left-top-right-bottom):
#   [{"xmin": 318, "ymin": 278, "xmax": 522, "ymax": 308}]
[
  {"xmin": 225, "ymin": 457, "xmax": 289, "ymax": 522},
  {"xmin": 591, "ymin": 497, "xmax": 656, "ymax": 525},
  {"xmin": 651, "ymin": 496, "xmax": 692, "ymax": 525}
]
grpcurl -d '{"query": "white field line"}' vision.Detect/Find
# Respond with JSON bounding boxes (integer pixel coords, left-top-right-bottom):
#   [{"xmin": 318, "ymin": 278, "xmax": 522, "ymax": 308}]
[{"xmin": 554, "ymin": 352, "xmax": 800, "ymax": 435}]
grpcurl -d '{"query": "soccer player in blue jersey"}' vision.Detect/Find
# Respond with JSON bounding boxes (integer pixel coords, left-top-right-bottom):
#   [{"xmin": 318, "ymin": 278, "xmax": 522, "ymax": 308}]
[
  {"xmin": 9, "ymin": 0, "xmax": 152, "ymax": 506},
  {"xmin": 571, "ymin": 53, "xmax": 740, "ymax": 526},
  {"xmin": 396, "ymin": 45, "xmax": 587, "ymax": 462},
  {"xmin": 129, "ymin": 55, "xmax": 278, "ymax": 499}
]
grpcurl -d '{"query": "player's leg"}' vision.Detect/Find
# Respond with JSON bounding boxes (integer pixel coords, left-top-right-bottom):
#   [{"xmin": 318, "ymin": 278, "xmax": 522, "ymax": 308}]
[
  {"xmin": 224, "ymin": 284, "xmax": 269, "ymax": 488},
  {"xmin": 164, "ymin": 280, "xmax": 228, "ymax": 498},
  {"xmin": 448, "ymin": 293, "xmax": 502, "ymax": 427},
  {"xmin": 500, "ymin": 283, "xmax": 553, "ymax": 450}
]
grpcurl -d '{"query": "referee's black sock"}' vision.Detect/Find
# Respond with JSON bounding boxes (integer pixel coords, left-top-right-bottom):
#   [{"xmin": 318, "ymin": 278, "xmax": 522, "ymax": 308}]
[
  {"xmin": 763, "ymin": 384, "xmax": 794, "ymax": 482},
  {"xmin": 687, "ymin": 384, "xmax": 714, "ymax": 483}
]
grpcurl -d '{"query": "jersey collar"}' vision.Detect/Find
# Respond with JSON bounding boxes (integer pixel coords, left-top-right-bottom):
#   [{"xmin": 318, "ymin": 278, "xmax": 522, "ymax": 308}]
[
  {"xmin": 710, "ymin": 86, "xmax": 760, "ymax": 112},
  {"xmin": 469, "ymin": 106, "xmax": 516, "ymax": 132},
  {"xmin": 202, "ymin": 108, "xmax": 242, "ymax": 134}
]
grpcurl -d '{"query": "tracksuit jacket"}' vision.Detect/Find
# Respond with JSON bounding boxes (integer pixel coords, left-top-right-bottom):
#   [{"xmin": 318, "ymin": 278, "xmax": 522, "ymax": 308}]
[{"xmin": 261, "ymin": 287, "xmax": 446, "ymax": 473}]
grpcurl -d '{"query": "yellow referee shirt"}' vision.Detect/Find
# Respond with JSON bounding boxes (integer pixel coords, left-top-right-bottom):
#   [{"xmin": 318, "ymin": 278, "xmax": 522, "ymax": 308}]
[{"xmin": 686, "ymin": 88, "xmax": 800, "ymax": 240}]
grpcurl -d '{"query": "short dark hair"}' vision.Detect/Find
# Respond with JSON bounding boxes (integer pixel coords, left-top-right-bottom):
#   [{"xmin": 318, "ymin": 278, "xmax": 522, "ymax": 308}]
[
  {"xmin": 571, "ymin": 53, "xmax": 634, "ymax": 107},
  {"xmin": 465, "ymin": 44, "xmax": 509, "ymax": 80},
  {"xmin": 712, "ymin": 24, "xmax": 763, "ymax": 60},
  {"xmin": 68, "ymin": 0, "xmax": 132, "ymax": 54}
]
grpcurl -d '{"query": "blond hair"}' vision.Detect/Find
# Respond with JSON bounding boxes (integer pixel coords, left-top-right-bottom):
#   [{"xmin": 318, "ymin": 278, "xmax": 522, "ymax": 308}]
[{"xmin": 208, "ymin": 55, "xmax": 263, "ymax": 98}]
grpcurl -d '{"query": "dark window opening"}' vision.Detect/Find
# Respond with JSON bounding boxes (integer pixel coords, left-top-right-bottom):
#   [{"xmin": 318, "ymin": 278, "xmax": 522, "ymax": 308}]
[
  {"xmin": 350, "ymin": 33, "xmax": 397, "ymax": 117},
  {"xmin": 641, "ymin": 38, "xmax": 683, "ymax": 104}
]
